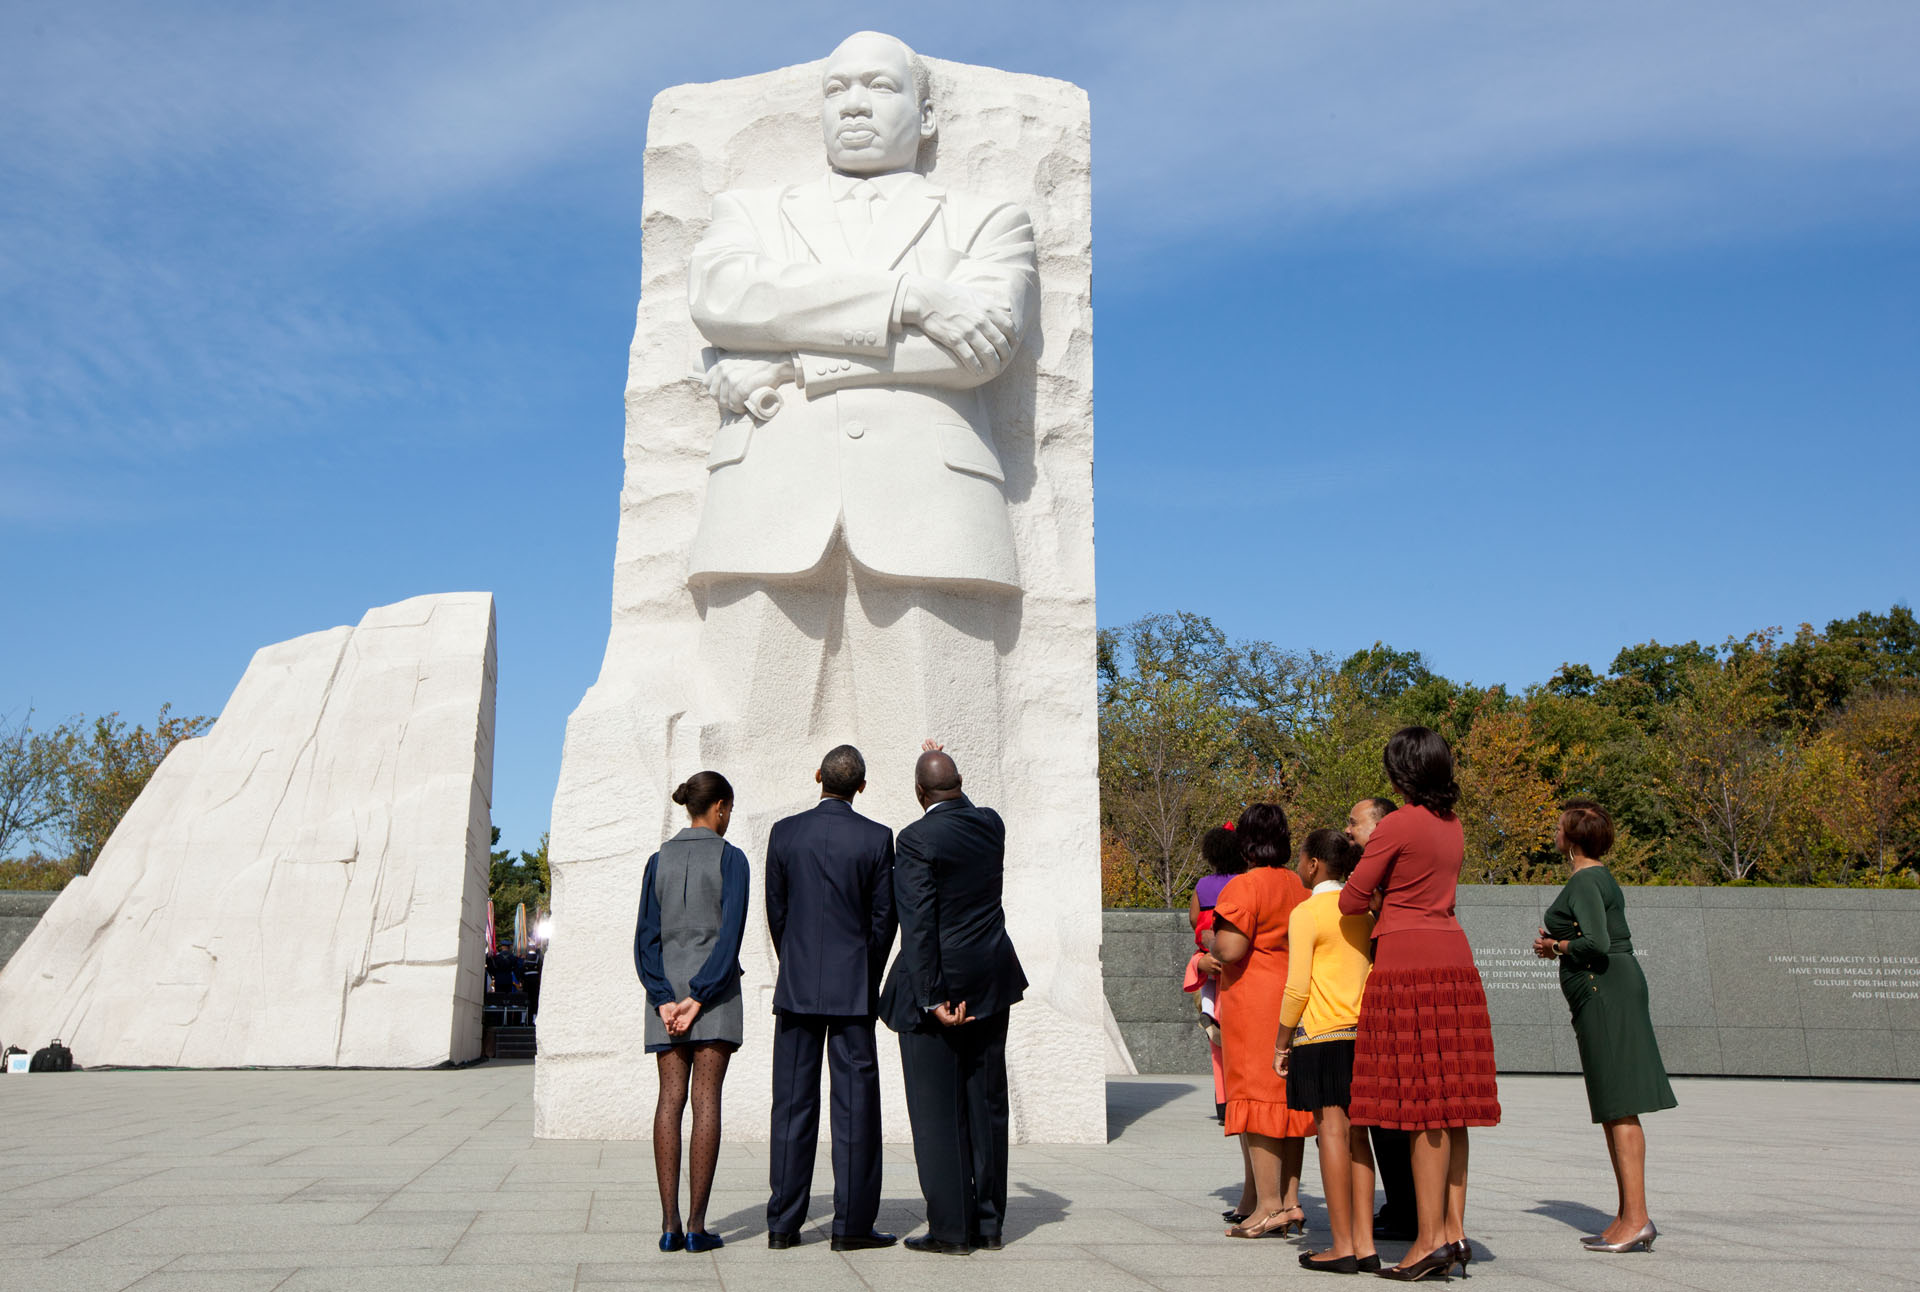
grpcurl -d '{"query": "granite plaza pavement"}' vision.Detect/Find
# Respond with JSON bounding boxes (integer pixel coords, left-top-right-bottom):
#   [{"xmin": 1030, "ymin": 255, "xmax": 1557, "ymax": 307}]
[{"xmin": 0, "ymin": 1064, "xmax": 1913, "ymax": 1291}]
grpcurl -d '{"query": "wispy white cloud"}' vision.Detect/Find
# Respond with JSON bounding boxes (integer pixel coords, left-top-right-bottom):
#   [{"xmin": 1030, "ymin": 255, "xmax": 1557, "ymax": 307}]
[
  {"xmin": 3, "ymin": 0, "xmax": 1915, "ymax": 471},
  {"xmin": 10, "ymin": 1, "xmax": 1916, "ymax": 242}
]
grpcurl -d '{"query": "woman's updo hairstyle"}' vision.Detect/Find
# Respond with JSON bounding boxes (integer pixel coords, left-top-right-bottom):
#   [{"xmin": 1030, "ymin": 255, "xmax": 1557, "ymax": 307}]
[
  {"xmin": 1382, "ymin": 725, "xmax": 1460, "ymax": 814},
  {"xmin": 1303, "ymin": 827, "xmax": 1361, "ymax": 880},
  {"xmin": 671, "ymin": 770, "xmax": 734, "ymax": 817},
  {"xmin": 1200, "ymin": 824, "xmax": 1246, "ymax": 877},
  {"xmin": 1235, "ymin": 802, "xmax": 1292, "ymax": 870}
]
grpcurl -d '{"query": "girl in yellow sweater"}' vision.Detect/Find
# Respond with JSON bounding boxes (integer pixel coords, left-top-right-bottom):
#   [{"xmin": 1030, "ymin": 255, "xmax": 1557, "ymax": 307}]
[{"xmin": 1275, "ymin": 829, "xmax": 1379, "ymax": 1274}]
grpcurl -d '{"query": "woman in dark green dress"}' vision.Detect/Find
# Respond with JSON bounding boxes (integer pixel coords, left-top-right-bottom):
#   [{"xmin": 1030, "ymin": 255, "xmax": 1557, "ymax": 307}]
[{"xmin": 1531, "ymin": 800, "xmax": 1675, "ymax": 1254}]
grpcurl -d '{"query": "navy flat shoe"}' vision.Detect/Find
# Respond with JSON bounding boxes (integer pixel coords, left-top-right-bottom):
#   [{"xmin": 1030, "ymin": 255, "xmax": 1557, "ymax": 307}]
[
  {"xmin": 686, "ymin": 1230, "xmax": 725, "ymax": 1253},
  {"xmin": 659, "ymin": 1231, "xmax": 686, "ymax": 1253}
]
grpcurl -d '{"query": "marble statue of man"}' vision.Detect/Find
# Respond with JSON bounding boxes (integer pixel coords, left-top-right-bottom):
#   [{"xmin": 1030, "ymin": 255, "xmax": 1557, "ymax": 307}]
[
  {"xmin": 680, "ymin": 31, "xmax": 1037, "ymax": 767},
  {"xmin": 535, "ymin": 35, "xmax": 1103, "ymax": 1145},
  {"xmin": 689, "ymin": 30, "xmax": 1036, "ymax": 590}
]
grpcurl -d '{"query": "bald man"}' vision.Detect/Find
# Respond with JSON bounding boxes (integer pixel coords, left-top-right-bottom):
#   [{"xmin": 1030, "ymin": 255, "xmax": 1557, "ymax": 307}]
[{"xmin": 878, "ymin": 748, "xmax": 1027, "ymax": 1254}]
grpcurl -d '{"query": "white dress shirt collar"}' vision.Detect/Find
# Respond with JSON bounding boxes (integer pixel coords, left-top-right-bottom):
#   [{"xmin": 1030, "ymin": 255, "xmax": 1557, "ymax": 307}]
[
  {"xmin": 826, "ymin": 169, "xmax": 920, "ymax": 201},
  {"xmin": 1313, "ymin": 880, "xmax": 1344, "ymax": 895}
]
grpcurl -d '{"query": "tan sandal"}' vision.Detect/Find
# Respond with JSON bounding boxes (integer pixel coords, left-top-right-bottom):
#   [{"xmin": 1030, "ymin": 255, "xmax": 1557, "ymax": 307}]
[{"xmin": 1226, "ymin": 1209, "xmax": 1290, "ymax": 1239}]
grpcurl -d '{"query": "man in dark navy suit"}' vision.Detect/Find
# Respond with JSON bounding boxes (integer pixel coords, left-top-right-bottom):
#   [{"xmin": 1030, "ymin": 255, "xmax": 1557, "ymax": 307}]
[
  {"xmin": 764, "ymin": 744, "xmax": 899, "ymax": 1251},
  {"xmin": 881, "ymin": 745, "xmax": 1027, "ymax": 1255}
]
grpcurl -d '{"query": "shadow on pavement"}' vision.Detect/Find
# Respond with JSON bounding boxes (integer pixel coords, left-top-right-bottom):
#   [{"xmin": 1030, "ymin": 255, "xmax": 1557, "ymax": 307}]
[
  {"xmin": 1527, "ymin": 1198, "xmax": 1615, "ymax": 1233},
  {"xmin": 1106, "ymin": 1080, "xmax": 1194, "ymax": 1140}
]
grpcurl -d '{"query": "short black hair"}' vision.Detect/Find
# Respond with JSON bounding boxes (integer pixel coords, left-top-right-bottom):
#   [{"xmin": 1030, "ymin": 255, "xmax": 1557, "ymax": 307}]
[
  {"xmin": 1304, "ymin": 827, "xmax": 1361, "ymax": 880},
  {"xmin": 1200, "ymin": 825, "xmax": 1245, "ymax": 877},
  {"xmin": 1560, "ymin": 799, "xmax": 1615, "ymax": 859},
  {"xmin": 1383, "ymin": 726, "xmax": 1459, "ymax": 814},
  {"xmin": 1235, "ymin": 803, "xmax": 1292, "ymax": 870},
  {"xmin": 1366, "ymin": 796, "xmax": 1398, "ymax": 820},
  {"xmin": 819, "ymin": 744, "xmax": 865, "ymax": 798}
]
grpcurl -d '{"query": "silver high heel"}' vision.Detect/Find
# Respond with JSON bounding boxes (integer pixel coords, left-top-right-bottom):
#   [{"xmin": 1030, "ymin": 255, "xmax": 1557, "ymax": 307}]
[{"xmin": 1584, "ymin": 1221, "xmax": 1656, "ymax": 1253}]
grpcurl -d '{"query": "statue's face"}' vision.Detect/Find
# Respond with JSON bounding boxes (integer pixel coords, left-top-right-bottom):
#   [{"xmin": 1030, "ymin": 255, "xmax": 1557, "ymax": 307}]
[{"xmin": 821, "ymin": 34, "xmax": 930, "ymax": 175}]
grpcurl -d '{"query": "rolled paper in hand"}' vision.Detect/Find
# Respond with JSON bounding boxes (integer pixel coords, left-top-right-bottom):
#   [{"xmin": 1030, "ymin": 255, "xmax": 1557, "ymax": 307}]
[{"xmin": 746, "ymin": 385, "xmax": 783, "ymax": 421}]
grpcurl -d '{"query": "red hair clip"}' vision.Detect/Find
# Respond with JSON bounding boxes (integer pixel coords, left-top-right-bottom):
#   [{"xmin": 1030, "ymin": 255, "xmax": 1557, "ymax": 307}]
[{"xmin": 1222, "ymin": 821, "xmax": 1236, "ymax": 831}]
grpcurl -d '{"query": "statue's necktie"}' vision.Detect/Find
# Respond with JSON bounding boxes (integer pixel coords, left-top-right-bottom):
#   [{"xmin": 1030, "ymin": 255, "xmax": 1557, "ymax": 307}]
[{"xmin": 844, "ymin": 179, "xmax": 879, "ymax": 227}]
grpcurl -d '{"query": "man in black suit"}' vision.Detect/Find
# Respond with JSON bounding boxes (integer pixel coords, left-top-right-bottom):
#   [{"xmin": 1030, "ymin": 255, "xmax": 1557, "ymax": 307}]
[
  {"xmin": 764, "ymin": 744, "xmax": 899, "ymax": 1251},
  {"xmin": 880, "ymin": 746, "xmax": 1027, "ymax": 1255}
]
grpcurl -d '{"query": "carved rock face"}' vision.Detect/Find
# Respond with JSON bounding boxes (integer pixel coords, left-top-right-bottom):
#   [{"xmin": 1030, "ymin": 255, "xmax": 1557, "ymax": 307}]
[
  {"xmin": 0, "ymin": 593, "xmax": 498, "ymax": 1068},
  {"xmin": 537, "ymin": 45, "xmax": 1105, "ymax": 1144}
]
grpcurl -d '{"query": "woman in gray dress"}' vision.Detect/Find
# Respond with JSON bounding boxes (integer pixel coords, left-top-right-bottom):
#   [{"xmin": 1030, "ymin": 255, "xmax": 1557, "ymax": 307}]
[{"xmin": 634, "ymin": 770, "xmax": 750, "ymax": 1254}]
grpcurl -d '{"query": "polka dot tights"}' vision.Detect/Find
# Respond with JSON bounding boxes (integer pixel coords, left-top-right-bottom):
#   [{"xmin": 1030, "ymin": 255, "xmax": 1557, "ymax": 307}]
[{"xmin": 654, "ymin": 1042, "xmax": 732, "ymax": 1233}]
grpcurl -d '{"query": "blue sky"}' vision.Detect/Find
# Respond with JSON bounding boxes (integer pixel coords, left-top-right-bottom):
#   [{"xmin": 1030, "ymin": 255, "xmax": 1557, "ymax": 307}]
[{"xmin": 5, "ymin": 1, "xmax": 1917, "ymax": 854}]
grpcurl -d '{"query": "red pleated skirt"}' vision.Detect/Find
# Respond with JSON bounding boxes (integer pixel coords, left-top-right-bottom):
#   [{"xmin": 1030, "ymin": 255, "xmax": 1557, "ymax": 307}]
[{"xmin": 1348, "ymin": 927, "xmax": 1502, "ymax": 1130}]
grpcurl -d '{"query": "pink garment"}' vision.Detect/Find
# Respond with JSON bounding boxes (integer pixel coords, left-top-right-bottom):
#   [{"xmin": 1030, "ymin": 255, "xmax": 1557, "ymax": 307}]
[{"xmin": 1183, "ymin": 951, "xmax": 1208, "ymax": 993}]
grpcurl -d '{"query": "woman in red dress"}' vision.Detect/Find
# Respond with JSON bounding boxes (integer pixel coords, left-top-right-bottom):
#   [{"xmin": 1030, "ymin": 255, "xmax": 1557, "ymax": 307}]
[
  {"xmin": 1211, "ymin": 803, "xmax": 1317, "ymax": 1239},
  {"xmin": 1339, "ymin": 728, "xmax": 1500, "ymax": 1281}
]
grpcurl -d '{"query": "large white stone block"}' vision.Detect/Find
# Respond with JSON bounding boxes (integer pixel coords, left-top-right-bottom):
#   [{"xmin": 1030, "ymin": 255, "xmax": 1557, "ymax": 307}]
[
  {"xmin": 0, "ymin": 592, "xmax": 497, "ymax": 1068},
  {"xmin": 537, "ymin": 40, "xmax": 1103, "ymax": 1143}
]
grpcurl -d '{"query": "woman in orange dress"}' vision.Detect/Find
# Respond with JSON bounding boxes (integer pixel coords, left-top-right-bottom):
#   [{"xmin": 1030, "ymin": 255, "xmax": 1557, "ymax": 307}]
[{"xmin": 1211, "ymin": 802, "xmax": 1317, "ymax": 1239}]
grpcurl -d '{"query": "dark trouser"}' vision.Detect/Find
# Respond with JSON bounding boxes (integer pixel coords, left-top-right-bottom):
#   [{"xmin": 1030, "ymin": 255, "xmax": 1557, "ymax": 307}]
[
  {"xmin": 767, "ymin": 1012, "xmax": 882, "ymax": 1237},
  {"xmin": 1371, "ymin": 1126, "xmax": 1415, "ymax": 1225},
  {"xmin": 897, "ymin": 1009, "xmax": 1010, "ymax": 1246}
]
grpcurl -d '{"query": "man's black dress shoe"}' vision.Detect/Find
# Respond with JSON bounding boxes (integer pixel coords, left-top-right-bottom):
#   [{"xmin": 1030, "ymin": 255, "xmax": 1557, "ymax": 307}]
[
  {"xmin": 767, "ymin": 1231, "xmax": 800, "ymax": 1250},
  {"xmin": 903, "ymin": 1234, "xmax": 971, "ymax": 1255},
  {"xmin": 971, "ymin": 1233, "xmax": 1003, "ymax": 1251},
  {"xmin": 830, "ymin": 1231, "xmax": 898, "ymax": 1251},
  {"xmin": 1374, "ymin": 1210, "xmax": 1417, "ymax": 1243}
]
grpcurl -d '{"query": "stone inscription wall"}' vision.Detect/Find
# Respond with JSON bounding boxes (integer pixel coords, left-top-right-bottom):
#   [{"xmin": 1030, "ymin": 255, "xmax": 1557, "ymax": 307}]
[{"xmin": 1104, "ymin": 886, "xmax": 1920, "ymax": 1080}]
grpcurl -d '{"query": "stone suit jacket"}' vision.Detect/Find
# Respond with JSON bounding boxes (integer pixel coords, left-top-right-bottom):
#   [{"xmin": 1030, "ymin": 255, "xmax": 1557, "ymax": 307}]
[{"xmin": 687, "ymin": 171, "xmax": 1037, "ymax": 591}]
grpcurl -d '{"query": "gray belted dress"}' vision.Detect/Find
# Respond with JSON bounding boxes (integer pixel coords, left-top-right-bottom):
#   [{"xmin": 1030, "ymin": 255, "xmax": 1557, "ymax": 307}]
[{"xmin": 634, "ymin": 826, "xmax": 750, "ymax": 1052}]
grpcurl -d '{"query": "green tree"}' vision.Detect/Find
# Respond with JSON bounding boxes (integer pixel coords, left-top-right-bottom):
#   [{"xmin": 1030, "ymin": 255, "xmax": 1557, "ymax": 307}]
[
  {"xmin": 55, "ymin": 706, "xmax": 212, "ymax": 872},
  {"xmin": 0, "ymin": 711, "xmax": 78, "ymax": 860},
  {"xmin": 1100, "ymin": 671, "xmax": 1264, "ymax": 907},
  {"xmin": 489, "ymin": 828, "xmax": 550, "ymax": 945},
  {"xmin": 1656, "ymin": 640, "xmax": 1793, "ymax": 881},
  {"xmin": 1289, "ymin": 667, "xmax": 1399, "ymax": 833},
  {"xmin": 1772, "ymin": 606, "xmax": 1920, "ymax": 725}
]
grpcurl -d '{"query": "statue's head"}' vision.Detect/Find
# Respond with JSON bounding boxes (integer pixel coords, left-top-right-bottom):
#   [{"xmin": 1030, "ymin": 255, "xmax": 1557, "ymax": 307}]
[{"xmin": 821, "ymin": 31, "xmax": 933, "ymax": 176}]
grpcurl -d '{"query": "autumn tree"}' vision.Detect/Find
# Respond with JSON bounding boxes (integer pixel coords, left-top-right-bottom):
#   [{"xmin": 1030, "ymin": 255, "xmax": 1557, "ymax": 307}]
[
  {"xmin": 1456, "ymin": 696, "xmax": 1561, "ymax": 883},
  {"xmin": 1656, "ymin": 640, "xmax": 1793, "ymax": 881},
  {"xmin": 1822, "ymin": 688, "xmax": 1920, "ymax": 881},
  {"xmin": 1774, "ymin": 732, "xmax": 1875, "ymax": 885}
]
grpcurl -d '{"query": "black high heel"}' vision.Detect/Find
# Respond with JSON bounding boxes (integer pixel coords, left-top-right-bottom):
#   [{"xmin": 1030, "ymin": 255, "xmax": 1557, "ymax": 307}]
[
  {"xmin": 1375, "ymin": 1245, "xmax": 1454, "ymax": 1282},
  {"xmin": 1452, "ymin": 1239, "xmax": 1471, "ymax": 1274}
]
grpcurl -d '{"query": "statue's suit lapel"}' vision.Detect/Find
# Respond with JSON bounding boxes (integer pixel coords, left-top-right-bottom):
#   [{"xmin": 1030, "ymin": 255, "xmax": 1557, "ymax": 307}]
[
  {"xmin": 781, "ymin": 182, "xmax": 844, "ymax": 264},
  {"xmin": 780, "ymin": 174, "xmax": 946, "ymax": 269},
  {"xmin": 860, "ymin": 177, "xmax": 943, "ymax": 269}
]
